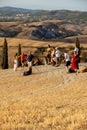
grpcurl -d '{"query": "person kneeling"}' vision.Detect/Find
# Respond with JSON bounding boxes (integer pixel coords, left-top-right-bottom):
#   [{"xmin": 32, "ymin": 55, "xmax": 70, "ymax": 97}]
[{"xmin": 23, "ymin": 66, "xmax": 32, "ymax": 76}]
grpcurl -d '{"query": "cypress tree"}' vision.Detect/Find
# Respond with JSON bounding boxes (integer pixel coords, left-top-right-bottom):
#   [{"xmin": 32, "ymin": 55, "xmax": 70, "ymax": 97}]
[
  {"xmin": 75, "ymin": 37, "xmax": 80, "ymax": 56},
  {"xmin": 18, "ymin": 44, "xmax": 21, "ymax": 67},
  {"xmin": 75, "ymin": 37, "xmax": 81, "ymax": 63},
  {"xmin": 1, "ymin": 38, "xmax": 8, "ymax": 69},
  {"xmin": 75, "ymin": 37, "xmax": 80, "ymax": 49}
]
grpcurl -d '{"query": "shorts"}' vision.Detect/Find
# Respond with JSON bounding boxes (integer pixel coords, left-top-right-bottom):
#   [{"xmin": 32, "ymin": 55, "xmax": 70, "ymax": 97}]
[
  {"xmin": 56, "ymin": 57, "xmax": 60, "ymax": 61},
  {"xmin": 28, "ymin": 61, "xmax": 32, "ymax": 67},
  {"xmin": 65, "ymin": 61, "xmax": 71, "ymax": 67}
]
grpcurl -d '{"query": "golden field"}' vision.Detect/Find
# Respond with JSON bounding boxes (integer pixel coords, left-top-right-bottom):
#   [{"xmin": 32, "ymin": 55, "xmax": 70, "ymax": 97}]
[
  {"xmin": 0, "ymin": 36, "xmax": 87, "ymax": 129},
  {"xmin": 0, "ymin": 63, "xmax": 87, "ymax": 130}
]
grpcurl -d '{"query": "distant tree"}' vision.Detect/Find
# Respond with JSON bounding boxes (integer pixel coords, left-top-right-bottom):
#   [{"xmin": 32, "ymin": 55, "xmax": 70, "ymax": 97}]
[
  {"xmin": 75, "ymin": 37, "xmax": 80, "ymax": 49},
  {"xmin": 18, "ymin": 44, "xmax": 21, "ymax": 67},
  {"xmin": 1, "ymin": 38, "xmax": 8, "ymax": 69},
  {"xmin": 75, "ymin": 37, "xmax": 81, "ymax": 56},
  {"xmin": 75, "ymin": 37, "xmax": 81, "ymax": 63}
]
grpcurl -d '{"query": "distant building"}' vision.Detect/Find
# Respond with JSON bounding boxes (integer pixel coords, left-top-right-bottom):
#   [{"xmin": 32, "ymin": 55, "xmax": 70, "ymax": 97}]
[{"xmin": 16, "ymin": 13, "xmax": 30, "ymax": 17}]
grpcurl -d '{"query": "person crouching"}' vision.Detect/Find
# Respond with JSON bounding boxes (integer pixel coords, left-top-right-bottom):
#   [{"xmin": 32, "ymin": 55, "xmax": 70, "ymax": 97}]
[{"xmin": 23, "ymin": 66, "xmax": 32, "ymax": 76}]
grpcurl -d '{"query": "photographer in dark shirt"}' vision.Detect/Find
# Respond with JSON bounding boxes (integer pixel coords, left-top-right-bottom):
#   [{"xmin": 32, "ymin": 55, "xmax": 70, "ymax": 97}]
[
  {"xmin": 27, "ymin": 51, "xmax": 34, "ymax": 68},
  {"xmin": 23, "ymin": 51, "xmax": 34, "ymax": 76}
]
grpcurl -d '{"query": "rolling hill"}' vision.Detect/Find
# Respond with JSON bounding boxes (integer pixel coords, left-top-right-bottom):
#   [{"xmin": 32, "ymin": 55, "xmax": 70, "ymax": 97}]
[
  {"xmin": 0, "ymin": 6, "xmax": 87, "ymax": 24},
  {"xmin": 0, "ymin": 7, "xmax": 87, "ymax": 41}
]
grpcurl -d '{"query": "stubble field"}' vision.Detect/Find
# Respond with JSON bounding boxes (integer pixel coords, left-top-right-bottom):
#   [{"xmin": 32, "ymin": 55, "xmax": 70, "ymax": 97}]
[
  {"xmin": 0, "ymin": 37, "xmax": 87, "ymax": 129},
  {"xmin": 0, "ymin": 63, "xmax": 87, "ymax": 130}
]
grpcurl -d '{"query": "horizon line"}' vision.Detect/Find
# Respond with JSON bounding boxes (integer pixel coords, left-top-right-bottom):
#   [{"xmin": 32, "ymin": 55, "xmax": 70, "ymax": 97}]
[{"xmin": 0, "ymin": 6, "xmax": 87, "ymax": 13}]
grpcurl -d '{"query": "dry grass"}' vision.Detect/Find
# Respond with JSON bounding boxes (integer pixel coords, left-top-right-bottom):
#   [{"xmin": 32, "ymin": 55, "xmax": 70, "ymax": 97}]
[
  {"xmin": 0, "ymin": 21, "xmax": 87, "ymax": 129},
  {"xmin": 0, "ymin": 63, "xmax": 87, "ymax": 130}
]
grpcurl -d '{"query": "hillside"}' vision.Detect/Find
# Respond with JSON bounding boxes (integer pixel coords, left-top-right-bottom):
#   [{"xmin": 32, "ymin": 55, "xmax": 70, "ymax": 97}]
[
  {"xmin": 0, "ymin": 63, "xmax": 87, "ymax": 129},
  {"xmin": 0, "ymin": 20, "xmax": 87, "ymax": 41},
  {"xmin": 0, "ymin": 7, "xmax": 87, "ymax": 24},
  {"xmin": 0, "ymin": 7, "xmax": 87, "ymax": 41}
]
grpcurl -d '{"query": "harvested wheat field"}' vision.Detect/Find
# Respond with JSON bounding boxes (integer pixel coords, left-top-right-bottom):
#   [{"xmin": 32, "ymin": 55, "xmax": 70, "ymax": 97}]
[{"xmin": 0, "ymin": 63, "xmax": 87, "ymax": 130}]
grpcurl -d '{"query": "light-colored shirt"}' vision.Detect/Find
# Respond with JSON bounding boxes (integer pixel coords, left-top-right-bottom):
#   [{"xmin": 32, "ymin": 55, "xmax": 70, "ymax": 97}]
[
  {"xmin": 74, "ymin": 47, "xmax": 79, "ymax": 55},
  {"xmin": 55, "ymin": 50, "xmax": 61, "ymax": 58},
  {"xmin": 64, "ymin": 53, "xmax": 70, "ymax": 61}
]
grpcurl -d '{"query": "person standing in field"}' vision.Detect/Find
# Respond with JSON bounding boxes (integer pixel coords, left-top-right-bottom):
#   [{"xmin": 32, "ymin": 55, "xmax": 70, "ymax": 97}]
[
  {"xmin": 51, "ymin": 47, "xmax": 56, "ymax": 65},
  {"xmin": 19, "ymin": 52, "xmax": 25, "ymax": 67},
  {"xmin": 27, "ymin": 51, "xmax": 34, "ymax": 74},
  {"xmin": 74, "ymin": 47, "xmax": 79, "ymax": 55},
  {"xmin": 46, "ymin": 44, "xmax": 52, "ymax": 64},
  {"xmin": 74, "ymin": 46, "xmax": 80, "ymax": 63},
  {"xmin": 71, "ymin": 51, "xmax": 79, "ymax": 72},
  {"xmin": 64, "ymin": 52, "xmax": 71, "ymax": 73},
  {"xmin": 13, "ymin": 53, "xmax": 18, "ymax": 71},
  {"xmin": 55, "ymin": 47, "xmax": 61, "ymax": 67}
]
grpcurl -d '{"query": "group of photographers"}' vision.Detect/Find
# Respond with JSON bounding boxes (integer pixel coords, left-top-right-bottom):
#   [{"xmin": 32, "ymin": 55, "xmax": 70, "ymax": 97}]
[
  {"xmin": 13, "ymin": 51, "xmax": 34, "ymax": 76},
  {"xmin": 13, "ymin": 44, "xmax": 80, "ymax": 75},
  {"xmin": 46, "ymin": 44, "xmax": 80, "ymax": 73}
]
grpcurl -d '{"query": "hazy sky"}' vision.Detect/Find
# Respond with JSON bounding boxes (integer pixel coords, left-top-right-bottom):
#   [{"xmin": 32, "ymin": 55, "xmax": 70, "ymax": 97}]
[{"xmin": 0, "ymin": 0, "xmax": 87, "ymax": 11}]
